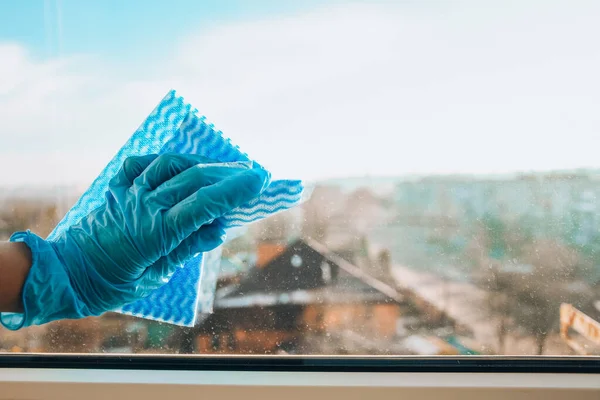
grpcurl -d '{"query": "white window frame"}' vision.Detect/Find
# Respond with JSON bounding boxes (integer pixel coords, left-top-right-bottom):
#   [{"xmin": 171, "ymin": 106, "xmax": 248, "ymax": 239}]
[
  {"xmin": 0, "ymin": 356, "xmax": 598, "ymax": 399},
  {"xmin": 0, "ymin": 368, "xmax": 599, "ymax": 400}
]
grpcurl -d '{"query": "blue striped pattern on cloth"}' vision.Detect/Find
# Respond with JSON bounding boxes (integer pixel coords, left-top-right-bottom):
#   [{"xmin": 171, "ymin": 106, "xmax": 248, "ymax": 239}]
[{"xmin": 48, "ymin": 90, "xmax": 305, "ymax": 326}]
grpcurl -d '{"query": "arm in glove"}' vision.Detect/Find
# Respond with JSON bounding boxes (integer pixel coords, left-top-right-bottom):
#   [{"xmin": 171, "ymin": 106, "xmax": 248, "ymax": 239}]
[{"xmin": 0, "ymin": 153, "xmax": 270, "ymax": 330}]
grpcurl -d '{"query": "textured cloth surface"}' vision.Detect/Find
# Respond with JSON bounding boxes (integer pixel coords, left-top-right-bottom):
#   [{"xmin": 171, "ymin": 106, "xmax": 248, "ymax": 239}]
[{"xmin": 48, "ymin": 90, "xmax": 304, "ymax": 326}]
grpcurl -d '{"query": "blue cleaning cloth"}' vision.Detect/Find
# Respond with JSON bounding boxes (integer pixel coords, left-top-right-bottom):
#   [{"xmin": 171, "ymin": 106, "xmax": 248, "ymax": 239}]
[{"xmin": 48, "ymin": 90, "xmax": 305, "ymax": 326}]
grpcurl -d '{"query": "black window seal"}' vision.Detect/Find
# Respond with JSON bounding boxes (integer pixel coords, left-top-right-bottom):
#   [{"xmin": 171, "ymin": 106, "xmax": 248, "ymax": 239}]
[{"xmin": 0, "ymin": 354, "xmax": 598, "ymax": 374}]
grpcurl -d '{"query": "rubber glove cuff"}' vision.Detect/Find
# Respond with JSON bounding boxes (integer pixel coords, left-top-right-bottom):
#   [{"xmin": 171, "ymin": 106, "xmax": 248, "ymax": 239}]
[{"xmin": 0, "ymin": 230, "xmax": 94, "ymax": 330}]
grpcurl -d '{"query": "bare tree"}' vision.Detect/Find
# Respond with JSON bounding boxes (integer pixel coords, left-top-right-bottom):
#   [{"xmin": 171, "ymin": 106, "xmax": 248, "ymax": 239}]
[
  {"xmin": 480, "ymin": 262, "xmax": 513, "ymax": 354},
  {"xmin": 0, "ymin": 199, "xmax": 59, "ymax": 238},
  {"xmin": 466, "ymin": 213, "xmax": 542, "ymax": 354},
  {"xmin": 301, "ymin": 185, "xmax": 342, "ymax": 243},
  {"xmin": 375, "ymin": 248, "xmax": 393, "ymax": 280},
  {"xmin": 468, "ymin": 217, "xmax": 593, "ymax": 355},
  {"xmin": 253, "ymin": 212, "xmax": 292, "ymax": 242},
  {"xmin": 302, "ymin": 204, "xmax": 328, "ymax": 242},
  {"xmin": 507, "ymin": 239, "xmax": 591, "ymax": 354},
  {"xmin": 466, "ymin": 215, "xmax": 515, "ymax": 354}
]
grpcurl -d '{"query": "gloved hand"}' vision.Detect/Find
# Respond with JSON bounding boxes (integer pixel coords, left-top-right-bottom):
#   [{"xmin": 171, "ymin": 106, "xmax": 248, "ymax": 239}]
[{"xmin": 0, "ymin": 153, "xmax": 270, "ymax": 330}]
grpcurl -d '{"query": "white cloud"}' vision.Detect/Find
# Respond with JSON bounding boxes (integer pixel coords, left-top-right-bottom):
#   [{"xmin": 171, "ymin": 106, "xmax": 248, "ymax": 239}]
[{"xmin": 1, "ymin": 2, "xmax": 600, "ymax": 186}]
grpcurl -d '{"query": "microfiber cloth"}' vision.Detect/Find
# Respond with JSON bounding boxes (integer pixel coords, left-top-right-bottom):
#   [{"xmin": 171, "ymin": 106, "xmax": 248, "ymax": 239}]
[{"xmin": 47, "ymin": 90, "xmax": 306, "ymax": 326}]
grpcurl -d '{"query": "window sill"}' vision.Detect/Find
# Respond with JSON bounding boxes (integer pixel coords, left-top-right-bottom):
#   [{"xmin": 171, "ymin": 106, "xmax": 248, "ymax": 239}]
[{"xmin": 0, "ymin": 366, "xmax": 599, "ymax": 400}]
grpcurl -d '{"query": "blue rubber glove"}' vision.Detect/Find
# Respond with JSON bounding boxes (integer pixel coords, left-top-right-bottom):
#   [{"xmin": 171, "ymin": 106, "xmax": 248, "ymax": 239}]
[{"xmin": 0, "ymin": 153, "xmax": 270, "ymax": 330}]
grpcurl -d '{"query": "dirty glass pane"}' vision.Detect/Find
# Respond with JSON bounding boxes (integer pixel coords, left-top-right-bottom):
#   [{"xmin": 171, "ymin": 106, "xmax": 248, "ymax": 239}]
[{"xmin": 1, "ymin": 0, "xmax": 599, "ymax": 356}]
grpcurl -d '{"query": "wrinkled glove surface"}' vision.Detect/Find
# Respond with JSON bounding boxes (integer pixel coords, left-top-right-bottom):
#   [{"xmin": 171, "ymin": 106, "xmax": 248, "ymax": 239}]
[{"xmin": 0, "ymin": 154, "xmax": 269, "ymax": 330}]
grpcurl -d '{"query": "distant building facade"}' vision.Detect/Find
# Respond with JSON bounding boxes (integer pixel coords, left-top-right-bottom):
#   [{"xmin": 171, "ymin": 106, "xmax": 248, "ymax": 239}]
[
  {"xmin": 194, "ymin": 239, "xmax": 408, "ymax": 355},
  {"xmin": 394, "ymin": 172, "xmax": 600, "ymax": 243}
]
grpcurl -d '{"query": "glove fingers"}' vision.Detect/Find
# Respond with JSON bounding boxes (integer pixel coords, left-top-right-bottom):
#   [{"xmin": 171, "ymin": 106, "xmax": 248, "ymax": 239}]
[
  {"xmin": 147, "ymin": 162, "xmax": 253, "ymax": 208},
  {"xmin": 109, "ymin": 154, "xmax": 158, "ymax": 189},
  {"xmin": 164, "ymin": 168, "xmax": 270, "ymax": 241},
  {"xmin": 133, "ymin": 153, "xmax": 220, "ymax": 191},
  {"xmin": 141, "ymin": 223, "xmax": 226, "ymax": 288}
]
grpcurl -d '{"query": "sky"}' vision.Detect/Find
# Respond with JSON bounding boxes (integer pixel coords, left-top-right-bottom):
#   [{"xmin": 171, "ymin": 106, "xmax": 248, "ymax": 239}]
[{"xmin": 1, "ymin": 0, "xmax": 599, "ymax": 186}]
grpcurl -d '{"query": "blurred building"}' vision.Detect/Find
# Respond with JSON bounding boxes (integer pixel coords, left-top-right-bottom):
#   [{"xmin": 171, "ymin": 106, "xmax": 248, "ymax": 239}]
[
  {"xmin": 394, "ymin": 172, "xmax": 600, "ymax": 241},
  {"xmin": 387, "ymin": 172, "xmax": 600, "ymax": 282},
  {"xmin": 194, "ymin": 238, "xmax": 408, "ymax": 355}
]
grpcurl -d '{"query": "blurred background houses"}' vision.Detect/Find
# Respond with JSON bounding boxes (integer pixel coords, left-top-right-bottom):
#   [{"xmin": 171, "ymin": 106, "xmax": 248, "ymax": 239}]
[{"xmin": 1, "ymin": 171, "xmax": 600, "ymax": 356}]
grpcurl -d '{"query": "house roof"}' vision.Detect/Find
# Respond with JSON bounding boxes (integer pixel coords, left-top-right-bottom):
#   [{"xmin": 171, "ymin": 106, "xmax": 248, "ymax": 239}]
[
  {"xmin": 305, "ymin": 238, "xmax": 400, "ymax": 300},
  {"xmin": 214, "ymin": 238, "xmax": 402, "ymax": 309}
]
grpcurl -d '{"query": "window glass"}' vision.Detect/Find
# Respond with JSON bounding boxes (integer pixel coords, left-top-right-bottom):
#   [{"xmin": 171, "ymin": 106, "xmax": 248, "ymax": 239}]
[{"xmin": 1, "ymin": 0, "xmax": 599, "ymax": 357}]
